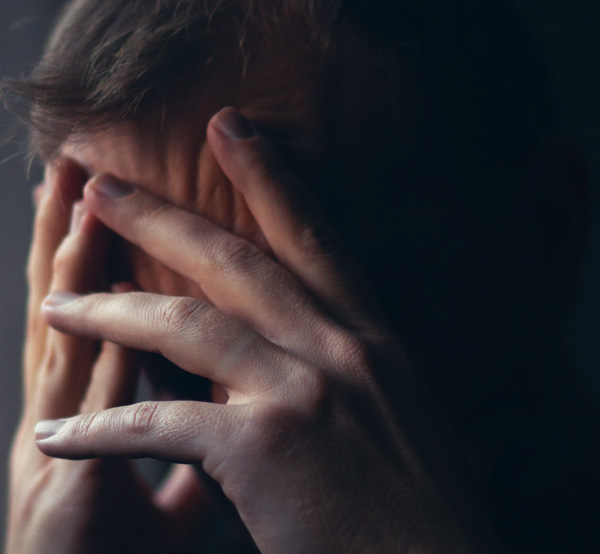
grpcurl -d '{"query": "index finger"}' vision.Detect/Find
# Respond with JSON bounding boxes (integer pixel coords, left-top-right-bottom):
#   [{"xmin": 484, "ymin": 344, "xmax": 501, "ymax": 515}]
[{"xmin": 207, "ymin": 108, "xmax": 382, "ymax": 331}]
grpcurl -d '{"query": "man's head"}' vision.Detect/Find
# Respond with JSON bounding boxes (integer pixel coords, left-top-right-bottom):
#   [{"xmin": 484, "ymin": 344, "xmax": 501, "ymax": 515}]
[{"xmin": 2, "ymin": 0, "xmax": 589, "ymax": 418}]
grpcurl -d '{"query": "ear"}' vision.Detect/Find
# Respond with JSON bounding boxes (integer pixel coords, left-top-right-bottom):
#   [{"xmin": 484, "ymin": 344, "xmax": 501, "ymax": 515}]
[{"xmin": 516, "ymin": 135, "xmax": 590, "ymax": 318}]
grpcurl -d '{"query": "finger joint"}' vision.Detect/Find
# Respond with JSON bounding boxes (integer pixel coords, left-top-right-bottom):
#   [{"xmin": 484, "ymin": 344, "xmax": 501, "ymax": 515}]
[
  {"xmin": 209, "ymin": 236, "xmax": 263, "ymax": 276},
  {"xmin": 125, "ymin": 402, "xmax": 160, "ymax": 436},
  {"xmin": 159, "ymin": 297, "xmax": 208, "ymax": 336}
]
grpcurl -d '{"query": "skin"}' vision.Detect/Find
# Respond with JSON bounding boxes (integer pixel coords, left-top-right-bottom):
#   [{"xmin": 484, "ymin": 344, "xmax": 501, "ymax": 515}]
[
  {"xmin": 7, "ymin": 160, "xmax": 213, "ymax": 554},
  {"xmin": 6, "ymin": 108, "xmax": 507, "ymax": 554}
]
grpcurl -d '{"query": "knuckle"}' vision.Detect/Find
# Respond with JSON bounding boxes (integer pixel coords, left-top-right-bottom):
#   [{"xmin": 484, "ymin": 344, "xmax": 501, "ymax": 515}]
[
  {"xmin": 122, "ymin": 402, "xmax": 160, "ymax": 436},
  {"xmin": 71, "ymin": 411, "xmax": 103, "ymax": 442},
  {"xmin": 324, "ymin": 330, "xmax": 373, "ymax": 376},
  {"xmin": 159, "ymin": 297, "xmax": 207, "ymax": 335},
  {"xmin": 210, "ymin": 236, "xmax": 263, "ymax": 275},
  {"xmin": 72, "ymin": 403, "xmax": 161, "ymax": 443},
  {"xmin": 295, "ymin": 368, "xmax": 338, "ymax": 412}
]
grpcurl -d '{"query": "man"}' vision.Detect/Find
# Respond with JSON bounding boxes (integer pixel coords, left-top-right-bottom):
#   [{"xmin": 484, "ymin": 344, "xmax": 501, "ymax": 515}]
[{"xmin": 3, "ymin": 0, "xmax": 596, "ymax": 552}]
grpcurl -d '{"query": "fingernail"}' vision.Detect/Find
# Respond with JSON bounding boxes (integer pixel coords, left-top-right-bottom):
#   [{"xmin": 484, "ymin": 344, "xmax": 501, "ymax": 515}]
[
  {"xmin": 214, "ymin": 108, "xmax": 256, "ymax": 140},
  {"xmin": 69, "ymin": 201, "xmax": 87, "ymax": 234},
  {"xmin": 93, "ymin": 175, "xmax": 135, "ymax": 198},
  {"xmin": 35, "ymin": 419, "xmax": 68, "ymax": 441},
  {"xmin": 42, "ymin": 291, "xmax": 81, "ymax": 309}
]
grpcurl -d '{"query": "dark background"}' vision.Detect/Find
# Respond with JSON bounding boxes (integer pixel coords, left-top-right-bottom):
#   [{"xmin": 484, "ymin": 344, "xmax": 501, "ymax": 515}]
[{"xmin": 0, "ymin": 0, "xmax": 598, "ymax": 546}]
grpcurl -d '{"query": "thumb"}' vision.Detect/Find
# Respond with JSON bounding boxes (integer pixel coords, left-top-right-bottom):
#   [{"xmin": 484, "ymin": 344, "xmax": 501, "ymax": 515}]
[{"xmin": 34, "ymin": 400, "xmax": 231, "ymax": 464}]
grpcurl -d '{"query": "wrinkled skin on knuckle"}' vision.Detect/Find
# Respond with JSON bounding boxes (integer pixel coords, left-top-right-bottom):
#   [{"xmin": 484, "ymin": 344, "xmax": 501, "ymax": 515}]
[
  {"xmin": 68, "ymin": 403, "xmax": 160, "ymax": 450},
  {"xmin": 70, "ymin": 411, "xmax": 104, "ymax": 444},
  {"xmin": 158, "ymin": 296, "xmax": 206, "ymax": 336},
  {"xmin": 209, "ymin": 235, "xmax": 263, "ymax": 276},
  {"xmin": 319, "ymin": 327, "xmax": 372, "ymax": 378},
  {"xmin": 326, "ymin": 328, "xmax": 410, "ymax": 387},
  {"xmin": 122, "ymin": 402, "xmax": 161, "ymax": 437}
]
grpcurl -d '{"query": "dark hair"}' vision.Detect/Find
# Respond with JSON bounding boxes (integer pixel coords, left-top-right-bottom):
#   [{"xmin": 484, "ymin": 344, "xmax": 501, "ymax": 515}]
[
  {"xmin": 1, "ymin": 0, "xmax": 563, "ymax": 165},
  {"xmin": 0, "ymin": 0, "xmax": 419, "ymax": 158}
]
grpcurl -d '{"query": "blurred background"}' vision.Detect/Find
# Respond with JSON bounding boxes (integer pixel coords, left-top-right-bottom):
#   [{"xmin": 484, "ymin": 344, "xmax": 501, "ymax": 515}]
[{"xmin": 0, "ymin": 0, "xmax": 598, "ymax": 545}]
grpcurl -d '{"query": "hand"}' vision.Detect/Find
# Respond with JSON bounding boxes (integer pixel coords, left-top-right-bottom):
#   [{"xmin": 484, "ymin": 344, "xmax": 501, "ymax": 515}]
[
  {"xmin": 39, "ymin": 108, "xmax": 504, "ymax": 554},
  {"xmin": 6, "ymin": 162, "xmax": 213, "ymax": 554}
]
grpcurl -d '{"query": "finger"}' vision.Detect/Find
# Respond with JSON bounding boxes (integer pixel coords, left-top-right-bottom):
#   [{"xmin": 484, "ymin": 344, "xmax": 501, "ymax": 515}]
[
  {"xmin": 155, "ymin": 465, "xmax": 218, "ymax": 551},
  {"xmin": 80, "ymin": 341, "xmax": 141, "ymax": 412},
  {"xmin": 42, "ymin": 291, "xmax": 287, "ymax": 394},
  {"xmin": 34, "ymin": 400, "xmax": 233, "ymax": 464},
  {"xmin": 207, "ymin": 108, "xmax": 381, "ymax": 330},
  {"xmin": 48, "ymin": 201, "xmax": 112, "ymax": 293},
  {"xmin": 157, "ymin": 465, "xmax": 257, "ymax": 551},
  {"xmin": 156, "ymin": 464, "xmax": 212, "ymax": 520},
  {"xmin": 156, "ymin": 464, "xmax": 203, "ymax": 508},
  {"xmin": 27, "ymin": 159, "xmax": 86, "ymax": 310},
  {"xmin": 30, "ymin": 204, "xmax": 112, "ymax": 420},
  {"xmin": 80, "ymin": 283, "xmax": 141, "ymax": 412},
  {"xmin": 24, "ymin": 160, "xmax": 88, "ymax": 389},
  {"xmin": 83, "ymin": 176, "xmax": 336, "ymax": 348}
]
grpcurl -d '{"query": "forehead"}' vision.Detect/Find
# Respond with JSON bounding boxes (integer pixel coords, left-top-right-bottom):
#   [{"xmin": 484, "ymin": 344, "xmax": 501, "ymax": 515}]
[
  {"xmin": 62, "ymin": 123, "xmax": 170, "ymax": 190},
  {"xmin": 60, "ymin": 65, "xmax": 335, "ymax": 196},
  {"xmin": 59, "ymin": 34, "xmax": 423, "ymax": 213}
]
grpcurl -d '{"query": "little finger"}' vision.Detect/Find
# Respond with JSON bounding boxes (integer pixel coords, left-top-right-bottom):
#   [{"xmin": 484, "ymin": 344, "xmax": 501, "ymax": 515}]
[{"xmin": 35, "ymin": 400, "xmax": 235, "ymax": 465}]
